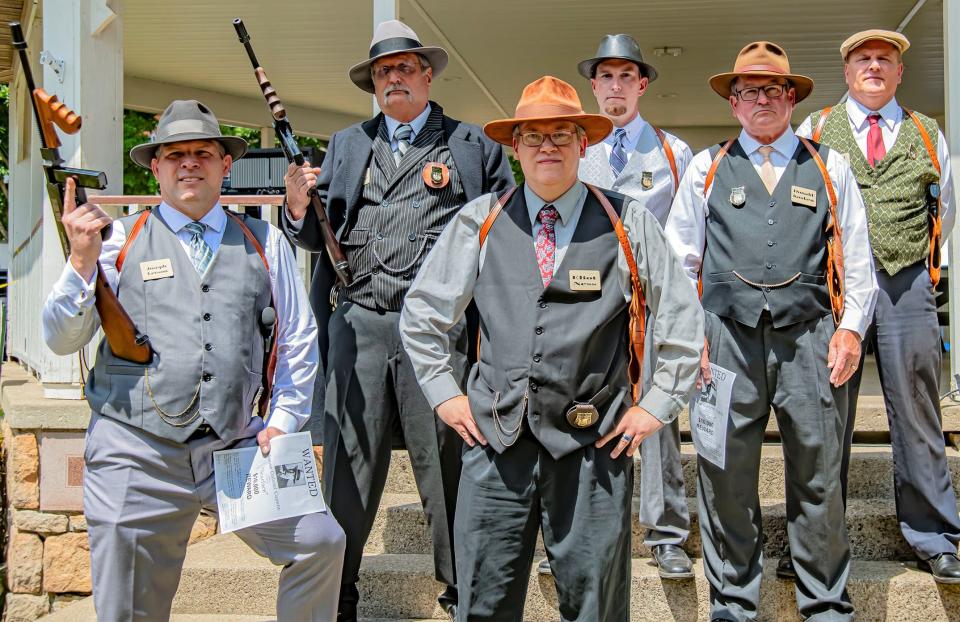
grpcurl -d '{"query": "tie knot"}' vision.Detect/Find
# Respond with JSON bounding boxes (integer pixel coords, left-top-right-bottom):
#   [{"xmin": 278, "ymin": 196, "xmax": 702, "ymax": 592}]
[
  {"xmin": 614, "ymin": 128, "xmax": 627, "ymax": 141},
  {"xmin": 538, "ymin": 204, "xmax": 558, "ymax": 227},
  {"xmin": 184, "ymin": 221, "xmax": 205, "ymax": 237},
  {"xmin": 758, "ymin": 145, "xmax": 774, "ymax": 162},
  {"xmin": 868, "ymin": 113, "xmax": 882, "ymax": 127},
  {"xmin": 394, "ymin": 124, "xmax": 412, "ymax": 141}
]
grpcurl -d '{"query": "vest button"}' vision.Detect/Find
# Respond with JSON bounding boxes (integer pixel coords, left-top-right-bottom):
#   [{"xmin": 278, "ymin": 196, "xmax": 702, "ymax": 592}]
[
  {"xmin": 539, "ymin": 302, "xmax": 547, "ymax": 309},
  {"xmin": 202, "ymin": 373, "xmax": 212, "ymax": 382},
  {"xmin": 381, "ymin": 201, "xmax": 389, "ymax": 208},
  {"xmin": 767, "ymin": 219, "xmax": 775, "ymax": 225},
  {"xmin": 408, "ymin": 233, "xmax": 417, "ymax": 242},
  {"xmin": 204, "ymin": 343, "xmax": 213, "ymax": 351},
  {"xmin": 201, "ymin": 284, "xmax": 210, "ymax": 293},
  {"xmin": 529, "ymin": 382, "xmax": 539, "ymax": 392},
  {"xmin": 535, "ymin": 326, "xmax": 544, "ymax": 335},
  {"xmin": 203, "ymin": 313, "xmax": 211, "ymax": 321},
  {"xmin": 376, "ymin": 233, "xmax": 384, "ymax": 241},
  {"xmin": 372, "ymin": 267, "xmax": 380, "ymax": 274},
  {"xmin": 767, "ymin": 240, "xmax": 774, "ymax": 247},
  {"xmin": 769, "ymin": 200, "xmax": 776, "ymax": 208},
  {"xmin": 412, "ymin": 201, "xmax": 421, "ymax": 209},
  {"xmin": 533, "ymin": 354, "xmax": 542, "ymax": 363},
  {"xmin": 766, "ymin": 262, "xmax": 773, "ymax": 269},
  {"xmin": 763, "ymin": 287, "xmax": 771, "ymax": 292}
]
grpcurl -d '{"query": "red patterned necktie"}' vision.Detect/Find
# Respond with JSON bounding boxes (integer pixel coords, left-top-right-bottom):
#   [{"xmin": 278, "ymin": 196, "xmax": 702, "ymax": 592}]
[
  {"xmin": 867, "ymin": 113, "xmax": 886, "ymax": 167},
  {"xmin": 535, "ymin": 205, "xmax": 559, "ymax": 286}
]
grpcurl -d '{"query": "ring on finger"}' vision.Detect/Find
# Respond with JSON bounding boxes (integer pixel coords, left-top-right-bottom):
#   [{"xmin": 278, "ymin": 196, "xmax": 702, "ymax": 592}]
[{"xmin": 620, "ymin": 434, "xmax": 633, "ymax": 443}]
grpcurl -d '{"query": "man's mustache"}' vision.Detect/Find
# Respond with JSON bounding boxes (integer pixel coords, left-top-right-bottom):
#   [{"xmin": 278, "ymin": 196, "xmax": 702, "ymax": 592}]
[{"xmin": 384, "ymin": 85, "xmax": 411, "ymax": 96}]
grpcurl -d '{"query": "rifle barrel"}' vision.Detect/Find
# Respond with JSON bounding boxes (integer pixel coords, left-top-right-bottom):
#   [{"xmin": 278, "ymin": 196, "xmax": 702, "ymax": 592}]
[
  {"xmin": 9, "ymin": 22, "xmax": 49, "ymax": 152},
  {"xmin": 232, "ymin": 19, "xmax": 260, "ymax": 69}
]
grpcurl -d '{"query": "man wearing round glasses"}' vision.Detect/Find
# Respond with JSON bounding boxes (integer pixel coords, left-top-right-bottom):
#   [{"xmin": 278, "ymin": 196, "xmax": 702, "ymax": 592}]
[{"xmin": 665, "ymin": 41, "xmax": 878, "ymax": 621}]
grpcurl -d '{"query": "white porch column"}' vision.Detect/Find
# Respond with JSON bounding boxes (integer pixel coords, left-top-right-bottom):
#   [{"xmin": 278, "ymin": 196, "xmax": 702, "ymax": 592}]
[
  {"xmin": 7, "ymin": 0, "xmax": 123, "ymax": 397},
  {"xmin": 371, "ymin": 0, "xmax": 399, "ymax": 115},
  {"xmin": 945, "ymin": 0, "xmax": 960, "ymax": 394}
]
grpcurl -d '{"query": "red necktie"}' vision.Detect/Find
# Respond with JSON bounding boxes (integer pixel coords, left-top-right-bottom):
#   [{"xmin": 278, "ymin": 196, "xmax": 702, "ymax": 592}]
[
  {"xmin": 535, "ymin": 205, "xmax": 559, "ymax": 286},
  {"xmin": 867, "ymin": 113, "xmax": 886, "ymax": 167}
]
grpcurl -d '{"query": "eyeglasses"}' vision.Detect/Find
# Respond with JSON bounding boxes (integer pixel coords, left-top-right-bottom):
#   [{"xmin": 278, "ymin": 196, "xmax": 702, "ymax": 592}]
[
  {"xmin": 516, "ymin": 130, "xmax": 579, "ymax": 147},
  {"xmin": 372, "ymin": 62, "xmax": 420, "ymax": 80},
  {"xmin": 734, "ymin": 84, "xmax": 788, "ymax": 102}
]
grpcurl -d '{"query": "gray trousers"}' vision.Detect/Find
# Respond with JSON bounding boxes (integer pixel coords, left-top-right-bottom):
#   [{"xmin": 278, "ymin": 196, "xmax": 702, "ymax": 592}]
[
  {"xmin": 638, "ymin": 418, "xmax": 689, "ymax": 547},
  {"xmin": 699, "ymin": 311, "xmax": 852, "ymax": 621},
  {"xmin": 844, "ymin": 261, "xmax": 960, "ymax": 559},
  {"xmin": 83, "ymin": 412, "xmax": 346, "ymax": 622},
  {"xmin": 322, "ymin": 301, "xmax": 466, "ymax": 607},
  {"xmin": 455, "ymin": 434, "xmax": 632, "ymax": 622}
]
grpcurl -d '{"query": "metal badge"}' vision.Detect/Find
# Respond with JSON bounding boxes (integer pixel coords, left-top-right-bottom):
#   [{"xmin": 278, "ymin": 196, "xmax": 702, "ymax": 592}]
[
  {"xmin": 730, "ymin": 186, "xmax": 746, "ymax": 207},
  {"xmin": 641, "ymin": 171, "xmax": 654, "ymax": 190},
  {"xmin": 422, "ymin": 161, "xmax": 450, "ymax": 188},
  {"xmin": 565, "ymin": 403, "xmax": 600, "ymax": 429}
]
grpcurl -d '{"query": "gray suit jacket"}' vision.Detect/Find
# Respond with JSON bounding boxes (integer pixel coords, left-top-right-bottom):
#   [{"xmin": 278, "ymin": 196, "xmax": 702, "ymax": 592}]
[{"xmin": 282, "ymin": 102, "xmax": 515, "ymax": 362}]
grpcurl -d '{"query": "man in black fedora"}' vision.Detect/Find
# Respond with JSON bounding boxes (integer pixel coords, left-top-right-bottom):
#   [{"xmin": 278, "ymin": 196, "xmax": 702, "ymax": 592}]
[
  {"xmin": 282, "ymin": 19, "xmax": 514, "ymax": 621},
  {"xmin": 42, "ymin": 99, "xmax": 346, "ymax": 621}
]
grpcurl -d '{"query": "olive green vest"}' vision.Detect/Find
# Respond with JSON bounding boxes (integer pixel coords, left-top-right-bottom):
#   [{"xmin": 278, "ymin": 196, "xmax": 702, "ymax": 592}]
[{"xmin": 810, "ymin": 106, "xmax": 940, "ymax": 275}]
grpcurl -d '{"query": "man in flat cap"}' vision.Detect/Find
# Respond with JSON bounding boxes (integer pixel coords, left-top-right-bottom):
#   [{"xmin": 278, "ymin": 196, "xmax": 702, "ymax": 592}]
[
  {"xmin": 283, "ymin": 19, "xmax": 514, "ymax": 620},
  {"xmin": 42, "ymin": 100, "xmax": 346, "ymax": 621},
  {"xmin": 573, "ymin": 33, "xmax": 696, "ymax": 580},
  {"xmin": 400, "ymin": 75, "xmax": 702, "ymax": 621},
  {"xmin": 795, "ymin": 28, "xmax": 960, "ymax": 583},
  {"xmin": 665, "ymin": 42, "xmax": 878, "ymax": 620}
]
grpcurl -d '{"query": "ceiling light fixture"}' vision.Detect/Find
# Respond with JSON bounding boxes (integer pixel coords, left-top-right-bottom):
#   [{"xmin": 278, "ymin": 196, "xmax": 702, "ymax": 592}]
[{"xmin": 652, "ymin": 47, "xmax": 684, "ymax": 57}]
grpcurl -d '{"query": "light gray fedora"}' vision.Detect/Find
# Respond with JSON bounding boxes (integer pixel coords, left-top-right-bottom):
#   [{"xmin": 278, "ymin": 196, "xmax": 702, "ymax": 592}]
[
  {"xmin": 348, "ymin": 20, "xmax": 448, "ymax": 94},
  {"xmin": 129, "ymin": 100, "xmax": 248, "ymax": 169},
  {"xmin": 578, "ymin": 34, "xmax": 658, "ymax": 82}
]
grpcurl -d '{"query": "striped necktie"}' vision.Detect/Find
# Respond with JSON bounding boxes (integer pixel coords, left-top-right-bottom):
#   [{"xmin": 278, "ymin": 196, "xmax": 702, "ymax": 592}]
[
  {"xmin": 394, "ymin": 123, "xmax": 413, "ymax": 165},
  {"xmin": 183, "ymin": 221, "xmax": 214, "ymax": 275},
  {"xmin": 609, "ymin": 128, "xmax": 628, "ymax": 178}
]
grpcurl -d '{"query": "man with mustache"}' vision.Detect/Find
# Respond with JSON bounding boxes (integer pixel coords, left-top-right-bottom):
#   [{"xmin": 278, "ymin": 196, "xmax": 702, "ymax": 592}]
[
  {"xmin": 282, "ymin": 20, "xmax": 514, "ymax": 621},
  {"xmin": 793, "ymin": 29, "xmax": 960, "ymax": 584},
  {"xmin": 665, "ymin": 42, "xmax": 878, "ymax": 620},
  {"xmin": 568, "ymin": 33, "xmax": 696, "ymax": 580}
]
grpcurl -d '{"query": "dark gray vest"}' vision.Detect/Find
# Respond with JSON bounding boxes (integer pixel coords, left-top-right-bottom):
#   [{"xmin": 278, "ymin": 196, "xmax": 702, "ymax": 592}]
[
  {"xmin": 467, "ymin": 186, "xmax": 631, "ymax": 459},
  {"xmin": 701, "ymin": 140, "xmax": 832, "ymax": 328},
  {"xmin": 85, "ymin": 209, "xmax": 273, "ymax": 443},
  {"xmin": 344, "ymin": 106, "xmax": 467, "ymax": 310}
]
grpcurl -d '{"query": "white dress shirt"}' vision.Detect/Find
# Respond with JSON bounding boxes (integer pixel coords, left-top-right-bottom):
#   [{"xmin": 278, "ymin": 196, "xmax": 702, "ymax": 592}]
[
  {"xmin": 384, "ymin": 103, "xmax": 432, "ymax": 152},
  {"xmin": 41, "ymin": 202, "xmax": 319, "ymax": 434},
  {"xmin": 796, "ymin": 96, "xmax": 955, "ymax": 241},
  {"xmin": 664, "ymin": 127, "xmax": 879, "ymax": 338}
]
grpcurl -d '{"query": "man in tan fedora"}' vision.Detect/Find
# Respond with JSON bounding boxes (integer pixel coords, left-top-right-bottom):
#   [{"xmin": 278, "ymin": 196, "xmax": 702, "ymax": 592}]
[
  {"xmin": 282, "ymin": 19, "xmax": 514, "ymax": 621},
  {"xmin": 400, "ymin": 75, "xmax": 702, "ymax": 620},
  {"xmin": 665, "ymin": 42, "xmax": 877, "ymax": 620},
  {"xmin": 796, "ymin": 29, "xmax": 960, "ymax": 584},
  {"xmin": 42, "ymin": 100, "xmax": 346, "ymax": 621}
]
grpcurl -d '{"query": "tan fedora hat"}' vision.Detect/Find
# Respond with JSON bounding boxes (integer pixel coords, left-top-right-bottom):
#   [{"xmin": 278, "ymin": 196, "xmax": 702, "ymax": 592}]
[
  {"xmin": 348, "ymin": 20, "xmax": 448, "ymax": 94},
  {"xmin": 708, "ymin": 41, "xmax": 814, "ymax": 102},
  {"xmin": 129, "ymin": 100, "xmax": 247, "ymax": 169},
  {"xmin": 483, "ymin": 76, "xmax": 613, "ymax": 146},
  {"xmin": 840, "ymin": 29, "xmax": 910, "ymax": 59}
]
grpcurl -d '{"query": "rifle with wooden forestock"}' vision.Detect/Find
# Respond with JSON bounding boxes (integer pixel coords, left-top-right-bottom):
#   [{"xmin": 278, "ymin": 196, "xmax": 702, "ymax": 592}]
[
  {"xmin": 233, "ymin": 18, "xmax": 352, "ymax": 287},
  {"xmin": 10, "ymin": 21, "xmax": 153, "ymax": 364}
]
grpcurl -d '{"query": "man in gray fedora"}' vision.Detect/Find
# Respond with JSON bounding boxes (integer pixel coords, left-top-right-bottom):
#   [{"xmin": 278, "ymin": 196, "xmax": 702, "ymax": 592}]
[
  {"xmin": 42, "ymin": 99, "xmax": 346, "ymax": 621},
  {"xmin": 571, "ymin": 33, "xmax": 696, "ymax": 580},
  {"xmin": 282, "ymin": 19, "xmax": 514, "ymax": 621}
]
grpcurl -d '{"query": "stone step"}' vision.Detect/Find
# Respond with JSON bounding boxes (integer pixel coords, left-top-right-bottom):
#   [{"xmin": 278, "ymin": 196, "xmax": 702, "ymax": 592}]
[
  {"xmin": 381, "ymin": 445, "xmax": 960, "ymax": 500},
  {"xmin": 103, "ymin": 535, "xmax": 959, "ymax": 621},
  {"xmin": 369, "ymin": 494, "xmax": 918, "ymax": 561}
]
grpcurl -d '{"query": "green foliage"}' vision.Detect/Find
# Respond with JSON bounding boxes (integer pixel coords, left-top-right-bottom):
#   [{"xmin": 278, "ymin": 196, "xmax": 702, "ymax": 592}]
[
  {"xmin": 123, "ymin": 109, "xmax": 159, "ymax": 195},
  {"xmin": 509, "ymin": 154, "xmax": 524, "ymax": 185}
]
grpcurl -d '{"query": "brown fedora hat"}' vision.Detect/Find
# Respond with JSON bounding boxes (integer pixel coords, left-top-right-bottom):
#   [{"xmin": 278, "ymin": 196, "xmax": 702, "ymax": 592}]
[
  {"xmin": 708, "ymin": 41, "xmax": 813, "ymax": 102},
  {"xmin": 483, "ymin": 76, "xmax": 613, "ymax": 146}
]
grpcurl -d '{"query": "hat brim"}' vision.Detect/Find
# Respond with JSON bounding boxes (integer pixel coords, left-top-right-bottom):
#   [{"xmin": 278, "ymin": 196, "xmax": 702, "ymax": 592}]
[
  {"xmin": 483, "ymin": 113, "xmax": 614, "ymax": 147},
  {"xmin": 708, "ymin": 71, "xmax": 813, "ymax": 102},
  {"xmin": 348, "ymin": 46, "xmax": 448, "ymax": 94},
  {"xmin": 129, "ymin": 134, "xmax": 249, "ymax": 169},
  {"xmin": 576, "ymin": 56, "xmax": 659, "ymax": 83},
  {"xmin": 842, "ymin": 34, "xmax": 910, "ymax": 59}
]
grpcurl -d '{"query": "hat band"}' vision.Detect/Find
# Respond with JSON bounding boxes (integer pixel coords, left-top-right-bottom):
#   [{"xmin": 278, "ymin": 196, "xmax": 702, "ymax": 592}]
[
  {"xmin": 736, "ymin": 63, "xmax": 787, "ymax": 75},
  {"xmin": 369, "ymin": 36, "xmax": 423, "ymax": 60},
  {"xmin": 161, "ymin": 119, "xmax": 217, "ymax": 139},
  {"xmin": 514, "ymin": 103, "xmax": 586, "ymax": 119}
]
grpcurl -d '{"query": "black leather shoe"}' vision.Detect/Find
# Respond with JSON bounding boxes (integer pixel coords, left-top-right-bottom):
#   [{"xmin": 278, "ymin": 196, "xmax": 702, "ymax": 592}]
[
  {"xmin": 776, "ymin": 553, "xmax": 797, "ymax": 581},
  {"xmin": 918, "ymin": 553, "xmax": 960, "ymax": 584},
  {"xmin": 652, "ymin": 544, "xmax": 694, "ymax": 579},
  {"xmin": 438, "ymin": 585, "xmax": 458, "ymax": 620},
  {"xmin": 335, "ymin": 600, "xmax": 357, "ymax": 622},
  {"xmin": 537, "ymin": 557, "xmax": 553, "ymax": 575}
]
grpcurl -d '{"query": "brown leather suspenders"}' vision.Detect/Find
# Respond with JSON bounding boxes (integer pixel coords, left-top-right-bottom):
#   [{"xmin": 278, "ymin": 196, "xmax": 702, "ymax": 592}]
[{"xmin": 652, "ymin": 125, "xmax": 680, "ymax": 192}]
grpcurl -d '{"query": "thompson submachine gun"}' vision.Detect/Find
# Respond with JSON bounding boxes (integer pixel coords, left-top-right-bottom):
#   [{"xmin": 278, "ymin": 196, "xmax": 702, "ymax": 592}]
[
  {"xmin": 10, "ymin": 21, "xmax": 153, "ymax": 364},
  {"xmin": 233, "ymin": 17, "xmax": 352, "ymax": 287}
]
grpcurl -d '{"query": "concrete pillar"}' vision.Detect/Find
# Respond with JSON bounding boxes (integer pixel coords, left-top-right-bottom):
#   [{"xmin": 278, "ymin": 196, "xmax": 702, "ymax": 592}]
[
  {"xmin": 945, "ymin": 0, "xmax": 960, "ymax": 393},
  {"xmin": 371, "ymin": 0, "xmax": 398, "ymax": 115}
]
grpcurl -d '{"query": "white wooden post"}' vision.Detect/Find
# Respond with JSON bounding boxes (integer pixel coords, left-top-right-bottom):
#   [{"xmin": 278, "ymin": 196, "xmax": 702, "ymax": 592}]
[
  {"xmin": 371, "ymin": 0, "xmax": 399, "ymax": 115},
  {"xmin": 946, "ymin": 0, "xmax": 960, "ymax": 395}
]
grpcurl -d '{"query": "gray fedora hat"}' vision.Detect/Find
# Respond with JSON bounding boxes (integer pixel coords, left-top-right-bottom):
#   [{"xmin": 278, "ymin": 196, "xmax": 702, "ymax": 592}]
[
  {"xmin": 577, "ymin": 34, "xmax": 658, "ymax": 82},
  {"xmin": 348, "ymin": 20, "xmax": 448, "ymax": 94},
  {"xmin": 129, "ymin": 100, "xmax": 248, "ymax": 169}
]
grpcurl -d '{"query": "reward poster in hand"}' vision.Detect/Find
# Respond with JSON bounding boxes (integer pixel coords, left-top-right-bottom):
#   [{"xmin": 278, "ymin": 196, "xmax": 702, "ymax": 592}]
[
  {"xmin": 213, "ymin": 432, "xmax": 325, "ymax": 533},
  {"xmin": 690, "ymin": 363, "xmax": 735, "ymax": 470}
]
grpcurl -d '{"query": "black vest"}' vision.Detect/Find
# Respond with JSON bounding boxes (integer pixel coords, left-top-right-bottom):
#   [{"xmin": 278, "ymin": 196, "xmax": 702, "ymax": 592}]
[
  {"xmin": 468, "ymin": 185, "xmax": 631, "ymax": 459},
  {"xmin": 701, "ymin": 140, "xmax": 832, "ymax": 328}
]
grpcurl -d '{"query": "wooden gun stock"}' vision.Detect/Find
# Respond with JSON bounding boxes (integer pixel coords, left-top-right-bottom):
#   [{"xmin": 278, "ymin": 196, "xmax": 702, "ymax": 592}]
[
  {"xmin": 33, "ymin": 89, "xmax": 81, "ymax": 148},
  {"xmin": 94, "ymin": 266, "xmax": 152, "ymax": 364}
]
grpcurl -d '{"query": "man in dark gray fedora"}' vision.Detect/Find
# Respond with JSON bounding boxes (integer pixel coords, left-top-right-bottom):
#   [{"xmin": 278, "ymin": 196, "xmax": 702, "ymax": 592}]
[
  {"xmin": 282, "ymin": 19, "xmax": 514, "ymax": 621},
  {"xmin": 42, "ymin": 99, "xmax": 346, "ymax": 621}
]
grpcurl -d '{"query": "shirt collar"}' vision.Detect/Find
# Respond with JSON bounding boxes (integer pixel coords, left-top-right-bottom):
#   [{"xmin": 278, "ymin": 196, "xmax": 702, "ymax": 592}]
[
  {"xmin": 384, "ymin": 103, "xmax": 432, "ymax": 142},
  {"xmin": 846, "ymin": 96, "xmax": 900, "ymax": 131},
  {"xmin": 738, "ymin": 126, "xmax": 798, "ymax": 159},
  {"xmin": 603, "ymin": 113, "xmax": 646, "ymax": 145},
  {"xmin": 159, "ymin": 201, "xmax": 226, "ymax": 234},
  {"xmin": 525, "ymin": 181, "xmax": 586, "ymax": 227}
]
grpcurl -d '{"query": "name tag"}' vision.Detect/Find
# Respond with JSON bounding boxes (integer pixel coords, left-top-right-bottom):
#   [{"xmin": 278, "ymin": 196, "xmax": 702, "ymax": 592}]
[
  {"xmin": 791, "ymin": 185, "xmax": 817, "ymax": 207},
  {"xmin": 140, "ymin": 258, "xmax": 174, "ymax": 281},
  {"xmin": 569, "ymin": 269, "xmax": 602, "ymax": 291}
]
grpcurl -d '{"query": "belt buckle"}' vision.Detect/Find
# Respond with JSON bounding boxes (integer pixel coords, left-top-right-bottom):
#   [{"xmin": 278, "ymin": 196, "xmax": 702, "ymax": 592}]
[{"xmin": 565, "ymin": 403, "xmax": 599, "ymax": 429}]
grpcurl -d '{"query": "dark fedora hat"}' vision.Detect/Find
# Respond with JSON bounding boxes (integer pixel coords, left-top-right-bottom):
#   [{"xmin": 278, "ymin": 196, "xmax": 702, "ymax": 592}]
[
  {"xmin": 129, "ymin": 100, "xmax": 247, "ymax": 169},
  {"xmin": 577, "ymin": 34, "xmax": 658, "ymax": 82},
  {"xmin": 348, "ymin": 20, "xmax": 448, "ymax": 94}
]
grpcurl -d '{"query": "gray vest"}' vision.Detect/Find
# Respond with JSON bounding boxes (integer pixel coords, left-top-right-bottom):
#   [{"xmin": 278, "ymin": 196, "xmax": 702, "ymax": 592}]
[
  {"xmin": 344, "ymin": 106, "xmax": 467, "ymax": 310},
  {"xmin": 467, "ymin": 186, "xmax": 631, "ymax": 459},
  {"xmin": 85, "ymin": 209, "xmax": 273, "ymax": 443},
  {"xmin": 579, "ymin": 122, "xmax": 678, "ymax": 227},
  {"xmin": 701, "ymin": 140, "xmax": 832, "ymax": 328}
]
